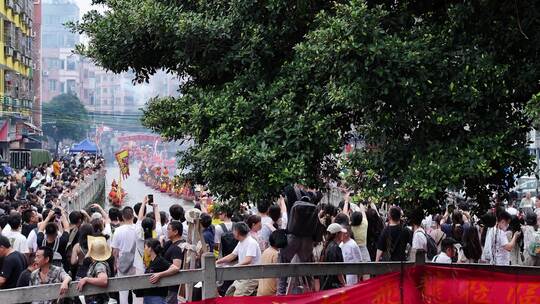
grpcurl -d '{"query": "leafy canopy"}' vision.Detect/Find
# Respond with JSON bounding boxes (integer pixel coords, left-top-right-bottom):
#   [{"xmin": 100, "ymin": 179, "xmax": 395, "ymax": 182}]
[
  {"xmin": 71, "ymin": 0, "xmax": 540, "ymax": 211},
  {"xmin": 43, "ymin": 93, "xmax": 90, "ymax": 148}
]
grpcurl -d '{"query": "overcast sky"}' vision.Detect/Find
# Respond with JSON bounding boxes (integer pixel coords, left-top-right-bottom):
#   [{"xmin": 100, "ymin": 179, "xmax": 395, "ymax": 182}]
[{"xmin": 74, "ymin": 0, "xmax": 100, "ymax": 19}]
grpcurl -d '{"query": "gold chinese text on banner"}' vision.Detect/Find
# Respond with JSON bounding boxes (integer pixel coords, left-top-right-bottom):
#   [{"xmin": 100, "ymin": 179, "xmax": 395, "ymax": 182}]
[{"xmin": 115, "ymin": 149, "xmax": 130, "ymax": 179}]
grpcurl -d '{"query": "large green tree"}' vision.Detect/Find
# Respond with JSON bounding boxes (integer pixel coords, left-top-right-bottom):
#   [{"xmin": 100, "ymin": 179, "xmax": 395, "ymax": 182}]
[
  {"xmin": 71, "ymin": 0, "xmax": 540, "ymax": 211},
  {"xmin": 43, "ymin": 93, "xmax": 90, "ymax": 154}
]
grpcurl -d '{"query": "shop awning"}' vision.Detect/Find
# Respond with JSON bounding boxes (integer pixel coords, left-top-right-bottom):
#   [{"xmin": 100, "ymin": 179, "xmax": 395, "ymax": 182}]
[{"xmin": 23, "ymin": 122, "xmax": 42, "ymax": 133}]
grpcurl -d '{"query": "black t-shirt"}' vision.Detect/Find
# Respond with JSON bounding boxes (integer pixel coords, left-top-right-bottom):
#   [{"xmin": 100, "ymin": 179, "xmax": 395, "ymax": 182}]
[
  {"xmin": 320, "ymin": 241, "xmax": 344, "ymax": 290},
  {"xmin": 163, "ymin": 240, "xmax": 184, "ymax": 291},
  {"xmin": 0, "ymin": 251, "xmax": 27, "ymax": 289},
  {"xmin": 16, "ymin": 268, "xmax": 31, "ymax": 287},
  {"xmin": 376, "ymin": 225, "xmax": 412, "ymax": 261},
  {"xmin": 36, "ymin": 231, "xmax": 69, "ymax": 260},
  {"xmin": 163, "ymin": 240, "xmax": 184, "ymax": 265},
  {"xmin": 21, "ymin": 223, "xmax": 37, "ymax": 238},
  {"xmin": 136, "ymin": 256, "xmax": 171, "ymax": 297}
]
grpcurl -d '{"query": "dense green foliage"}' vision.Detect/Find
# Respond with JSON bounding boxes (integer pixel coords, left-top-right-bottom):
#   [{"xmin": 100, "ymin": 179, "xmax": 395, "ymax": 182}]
[
  {"xmin": 43, "ymin": 94, "xmax": 90, "ymax": 154},
  {"xmin": 71, "ymin": 0, "xmax": 540, "ymax": 211}
]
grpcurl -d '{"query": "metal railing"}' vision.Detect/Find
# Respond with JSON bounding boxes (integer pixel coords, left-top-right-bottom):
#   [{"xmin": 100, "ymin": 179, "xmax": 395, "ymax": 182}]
[
  {"xmin": 1, "ymin": 251, "xmax": 539, "ymax": 304},
  {"xmin": 63, "ymin": 168, "xmax": 106, "ymax": 212}
]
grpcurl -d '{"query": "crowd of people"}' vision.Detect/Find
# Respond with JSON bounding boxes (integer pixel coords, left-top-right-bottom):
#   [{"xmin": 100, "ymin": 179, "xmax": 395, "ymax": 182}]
[{"xmin": 1, "ymin": 162, "xmax": 540, "ymax": 304}]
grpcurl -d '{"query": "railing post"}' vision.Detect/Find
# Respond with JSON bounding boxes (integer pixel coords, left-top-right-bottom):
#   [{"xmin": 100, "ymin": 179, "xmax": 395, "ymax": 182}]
[
  {"xmin": 201, "ymin": 252, "xmax": 217, "ymax": 300},
  {"xmin": 415, "ymin": 249, "xmax": 426, "ymax": 265}
]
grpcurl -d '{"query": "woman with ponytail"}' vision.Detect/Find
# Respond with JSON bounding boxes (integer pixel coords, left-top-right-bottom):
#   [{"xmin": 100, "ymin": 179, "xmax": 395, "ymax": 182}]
[
  {"xmin": 134, "ymin": 239, "xmax": 171, "ymax": 304},
  {"xmin": 318, "ymin": 223, "xmax": 346, "ymax": 290},
  {"xmin": 135, "ymin": 196, "xmax": 163, "ymax": 281}
]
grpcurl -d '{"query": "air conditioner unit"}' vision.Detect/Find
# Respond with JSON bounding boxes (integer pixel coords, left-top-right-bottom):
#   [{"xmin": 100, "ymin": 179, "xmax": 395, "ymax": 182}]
[
  {"xmin": 30, "ymin": 30, "xmax": 35, "ymax": 38},
  {"xmin": 5, "ymin": 0, "xmax": 14, "ymax": 9},
  {"xmin": 4, "ymin": 46, "xmax": 13, "ymax": 57}
]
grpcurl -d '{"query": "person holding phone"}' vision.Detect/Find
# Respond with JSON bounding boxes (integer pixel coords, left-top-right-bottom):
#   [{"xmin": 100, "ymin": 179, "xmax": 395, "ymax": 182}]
[{"xmin": 135, "ymin": 195, "xmax": 162, "ymax": 276}]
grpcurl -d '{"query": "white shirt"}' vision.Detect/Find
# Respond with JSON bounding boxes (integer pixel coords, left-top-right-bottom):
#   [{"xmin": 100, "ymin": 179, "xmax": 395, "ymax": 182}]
[
  {"xmin": 507, "ymin": 207, "xmax": 518, "ymax": 216},
  {"xmin": 214, "ymin": 221, "xmax": 233, "ymax": 249},
  {"xmin": 412, "ymin": 228, "xmax": 427, "ymax": 251},
  {"xmin": 233, "ymin": 235, "xmax": 261, "ymax": 265},
  {"xmin": 492, "ymin": 228, "xmax": 510, "ymax": 265},
  {"xmin": 433, "ymin": 252, "xmax": 452, "ymax": 263},
  {"xmin": 27, "ymin": 228, "xmax": 38, "ymax": 252},
  {"xmin": 2, "ymin": 226, "xmax": 29, "ymax": 253},
  {"xmin": 111, "ymin": 224, "xmax": 137, "ymax": 252},
  {"xmin": 340, "ymin": 239, "xmax": 362, "ymax": 285},
  {"xmin": 182, "ymin": 221, "xmax": 188, "ymax": 241}
]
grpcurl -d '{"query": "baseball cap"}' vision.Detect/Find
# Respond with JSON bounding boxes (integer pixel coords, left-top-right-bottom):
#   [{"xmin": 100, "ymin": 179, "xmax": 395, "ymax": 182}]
[{"xmin": 327, "ymin": 223, "xmax": 347, "ymax": 234}]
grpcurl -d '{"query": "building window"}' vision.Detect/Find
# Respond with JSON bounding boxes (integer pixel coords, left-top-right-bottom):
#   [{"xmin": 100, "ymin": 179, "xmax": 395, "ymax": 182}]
[
  {"xmin": 48, "ymin": 79, "xmax": 57, "ymax": 91},
  {"xmin": 67, "ymin": 80, "xmax": 76, "ymax": 94},
  {"xmin": 66, "ymin": 59, "xmax": 76, "ymax": 71}
]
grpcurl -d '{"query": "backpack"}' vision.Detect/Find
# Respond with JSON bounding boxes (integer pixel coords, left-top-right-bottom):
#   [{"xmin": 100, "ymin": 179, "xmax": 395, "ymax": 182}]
[
  {"xmin": 528, "ymin": 230, "xmax": 540, "ymax": 257},
  {"xmin": 287, "ymin": 201, "xmax": 318, "ymax": 237},
  {"xmin": 42, "ymin": 235, "xmax": 63, "ymax": 267},
  {"xmin": 220, "ymin": 223, "xmax": 238, "ymax": 256},
  {"xmin": 118, "ymin": 240, "xmax": 136, "ymax": 273},
  {"xmin": 418, "ymin": 231, "xmax": 438, "ymax": 261}
]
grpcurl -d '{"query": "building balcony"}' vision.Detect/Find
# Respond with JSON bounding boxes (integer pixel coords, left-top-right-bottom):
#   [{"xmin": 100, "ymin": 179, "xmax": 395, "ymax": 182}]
[{"xmin": 0, "ymin": 95, "xmax": 33, "ymax": 119}]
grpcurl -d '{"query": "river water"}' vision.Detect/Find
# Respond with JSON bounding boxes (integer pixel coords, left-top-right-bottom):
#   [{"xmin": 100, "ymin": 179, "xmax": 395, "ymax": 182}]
[{"xmin": 105, "ymin": 163, "xmax": 191, "ymax": 211}]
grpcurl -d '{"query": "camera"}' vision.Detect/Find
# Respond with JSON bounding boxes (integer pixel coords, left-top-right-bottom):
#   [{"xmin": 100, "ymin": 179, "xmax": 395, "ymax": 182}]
[{"xmin": 147, "ymin": 194, "xmax": 154, "ymax": 205}]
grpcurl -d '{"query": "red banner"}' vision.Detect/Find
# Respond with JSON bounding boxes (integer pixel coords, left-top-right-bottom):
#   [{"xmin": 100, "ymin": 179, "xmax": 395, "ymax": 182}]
[
  {"xmin": 117, "ymin": 134, "xmax": 162, "ymax": 142},
  {"xmin": 193, "ymin": 265, "xmax": 540, "ymax": 304}
]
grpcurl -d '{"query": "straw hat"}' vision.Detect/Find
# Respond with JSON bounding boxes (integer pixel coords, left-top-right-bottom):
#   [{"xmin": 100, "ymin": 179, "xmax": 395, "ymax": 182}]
[
  {"xmin": 185, "ymin": 208, "xmax": 202, "ymax": 224},
  {"xmin": 86, "ymin": 236, "xmax": 112, "ymax": 261}
]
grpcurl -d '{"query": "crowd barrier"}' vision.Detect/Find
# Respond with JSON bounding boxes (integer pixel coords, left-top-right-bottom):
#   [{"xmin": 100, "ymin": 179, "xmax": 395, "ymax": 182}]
[
  {"xmin": 63, "ymin": 167, "xmax": 106, "ymax": 212},
  {"xmin": 1, "ymin": 251, "xmax": 540, "ymax": 304}
]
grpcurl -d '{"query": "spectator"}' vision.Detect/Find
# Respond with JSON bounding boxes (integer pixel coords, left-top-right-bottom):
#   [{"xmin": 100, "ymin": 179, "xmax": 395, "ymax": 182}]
[
  {"xmin": 214, "ymin": 206, "xmax": 234, "ymax": 256},
  {"xmin": 3, "ymin": 212, "xmax": 29, "ymax": 254},
  {"xmin": 429, "ymin": 215, "xmax": 446, "ymax": 252},
  {"xmin": 481, "ymin": 211, "xmax": 520, "ymax": 265},
  {"xmin": 216, "ymin": 222, "xmax": 261, "ymax": 296},
  {"xmin": 256, "ymin": 200, "xmax": 273, "ymax": 244},
  {"xmin": 409, "ymin": 209, "xmax": 427, "ymax": 261},
  {"xmin": 257, "ymin": 229, "xmax": 287, "ymax": 296},
  {"xmin": 457, "ymin": 225, "xmax": 482, "ymax": 263},
  {"xmin": 246, "ymin": 214, "xmax": 264, "ymax": 250},
  {"xmin": 520, "ymin": 192, "xmax": 534, "ymax": 215},
  {"xmin": 433, "ymin": 238, "xmax": 458, "ymax": 263},
  {"xmin": 0, "ymin": 234, "xmax": 27, "ymax": 289},
  {"xmin": 70, "ymin": 223, "xmax": 94, "ymax": 280},
  {"xmin": 150, "ymin": 220, "xmax": 184, "ymax": 304},
  {"xmin": 29, "ymin": 246, "xmax": 72, "ymax": 303},
  {"xmin": 21, "ymin": 209, "xmax": 39, "ymax": 238},
  {"xmin": 36, "ymin": 211, "xmax": 70, "ymax": 267},
  {"xmin": 135, "ymin": 239, "xmax": 172, "ymax": 304},
  {"xmin": 108, "ymin": 207, "xmax": 122, "ymax": 233},
  {"xmin": 522, "ymin": 213, "xmax": 539, "ymax": 266},
  {"xmin": 169, "ymin": 204, "xmax": 187, "ymax": 241},
  {"xmin": 365, "ymin": 206, "xmax": 384, "ymax": 261},
  {"xmin": 350, "ymin": 208, "xmax": 370, "ymax": 262},
  {"xmin": 535, "ymin": 196, "xmax": 540, "ymax": 226},
  {"xmin": 339, "ymin": 226, "xmax": 363, "ymax": 285},
  {"xmin": 111, "ymin": 206, "xmax": 137, "ymax": 304},
  {"xmin": 376, "ymin": 206, "xmax": 411, "ymax": 262},
  {"xmin": 200, "ymin": 213, "xmax": 215, "ymax": 252},
  {"xmin": 136, "ymin": 198, "xmax": 162, "ymax": 275},
  {"xmin": 16, "ymin": 254, "xmax": 38, "ymax": 288},
  {"xmin": 319, "ymin": 223, "xmax": 346, "ymax": 290},
  {"xmin": 77, "ymin": 236, "xmax": 111, "ymax": 304}
]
